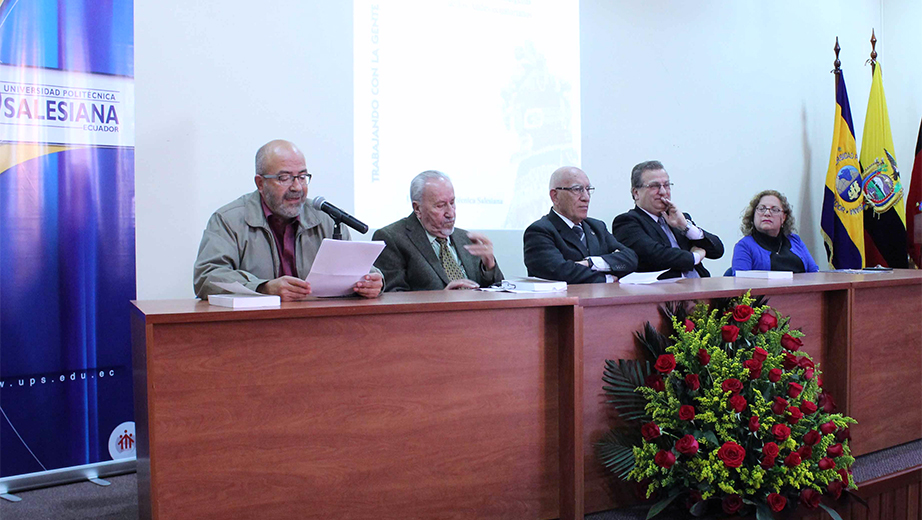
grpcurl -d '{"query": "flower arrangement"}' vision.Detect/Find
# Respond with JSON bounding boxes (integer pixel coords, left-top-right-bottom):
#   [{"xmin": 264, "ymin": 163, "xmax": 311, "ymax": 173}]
[{"xmin": 597, "ymin": 292, "xmax": 858, "ymax": 519}]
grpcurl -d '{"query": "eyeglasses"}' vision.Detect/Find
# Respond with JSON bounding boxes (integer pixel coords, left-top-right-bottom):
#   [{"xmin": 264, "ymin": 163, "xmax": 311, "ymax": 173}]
[
  {"xmin": 261, "ymin": 173, "xmax": 312, "ymax": 186},
  {"xmin": 638, "ymin": 182, "xmax": 674, "ymax": 191},
  {"xmin": 555, "ymin": 185, "xmax": 595, "ymax": 196},
  {"xmin": 755, "ymin": 205, "xmax": 783, "ymax": 215}
]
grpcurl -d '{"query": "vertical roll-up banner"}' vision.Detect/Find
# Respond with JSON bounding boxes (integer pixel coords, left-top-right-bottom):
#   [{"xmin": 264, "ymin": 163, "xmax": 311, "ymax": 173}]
[{"xmin": 0, "ymin": 0, "xmax": 136, "ymax": 478}]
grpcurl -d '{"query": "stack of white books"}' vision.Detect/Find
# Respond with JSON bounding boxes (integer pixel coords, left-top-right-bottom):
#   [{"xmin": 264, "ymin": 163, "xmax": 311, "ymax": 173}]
[
  {"xmin": 207, "ymin": 294, "xmax": 281, "ymax": 309},
  {"xmin": 506, "ymin": 277, "xmax": 567, "ymax": 292},
  {"xmin": 735, "ymin": 270, "xmax": 793, "ymax": 279}
]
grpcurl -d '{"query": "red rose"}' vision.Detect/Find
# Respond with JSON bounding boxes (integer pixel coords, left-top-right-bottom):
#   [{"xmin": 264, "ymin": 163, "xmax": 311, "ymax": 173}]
[
  {"xmin": 781, "ymin": 333, "xmax": 803, "ymax": 351},
  {"xmin": 729, "ymin": 394, "xmax": 747, "ymax": 412},
  {"xmin": 782, "ymin": 353, "xmax": 800, "ymax": 370},
  {"xmin": 771, "ymin": 424, "xmax": 791, "ymax": 441},
  {"xmin": 654, "ymin": 354, "xmax": 676, "ymax": 373},
  {"xmin": 684, "ymin": 319, "xmax": 695, "ymax": 332},
  {"xmin": 803, "ymin": 430, "xmax": 821, "ymax": 445},
  {"xmin": 761, "ymin": 455, "xmax": 776, "ymax": 469},
  {"xmin": 804, "ymin": 367, "xmax": 815, "ymax": 379},
  {"xmin": 654, "ymin": 450, "xmax": 676, "ymax": 468},
  {"xmin": 798, "ymin": 445, "xmax": 813, "ymax": 460},
  {"xmin": 732, "ymin": 305, "xmax": 754, "ymax": 322},
  {"xmin": 762, "ymin": 442, "xmax": 780, "ymax": 458},
  {"xmin": 818, "ymin": 391, "xmax": 837, "ymax": 413},
  {"xmin": 685, "ymin": 373, "xmax": 700, "ymax": 390},
  {"xmin": 646, "ymin": 374, "xmax": 665, "ymax": 392},
  {"xmin": 771, "ymin": 397, "xmax": 789, "ymax": 415},
  {"xmin": 828, "ymin": 480, "xmax": 845, "ymax": 499},
  {"xmin": 817, "ymin": 376, "xmax": 824, "ymax": 388},
  {"xmin": 800, "ymin": 488, "xmax": 821, "ymax": 509},
  {"xmin": 748, "ymin": 415, "xmax": 760, "ymax": 432},
  {"xmin": 827, "ymin": 443, "xmax": 844, "ymax": 458},
  {"xmin": 722, "ymin": 494, "xmax": 743, "ymax": 514},
  {"xmin": 697, "ymin": 348, "xmax": 710, "ymax": 366},
  {"xmin": 820, "ymin": 421, "xmax": 836, "ymax": 435},
  {"xmin": 767, "ymin": 492, "xmax": 787, "ymax": 512},
  {"xmin": 787, "ymin": 382, "xmax": 804, "ymax": 398},
  {"xmin": 752, "ymin": 346, "xmax": 768, "ymax": 362},
  {"xmin": 801, "ymin": 401, "xmax": 818, "ymax": 415},
  {"xmin": 721, "ymin": 325, "xmax": 740, "ymax": 342},
  {"xmin": 721, "ymin": 378, "xmax": 743, "ymax": 394},
  {"xmin": 641, "ymin": 422, "xmax": 661, "ymax": 441},
  {"xmin": 685, "ymin": 490, "xmax": 702, "ymax": 510},
  {"xmin": 675, "ymin": 434, "xmax": 699, "ymax": 456},
  {"xmin": 717, "ymin": 442, "xmax": 746, "ymax": 468},
  {"xmin": 818, "ymin": 457, "xmax": 835, "ymax": 470},
  {"xmin": 742, "ymin": 359, "xmax": 762, "ymax": 379},
  {"xmin": 757, "ymin": 312, "xmax": 778, "ymax": 333},
  {"xmin": 798, "ymin": 356, "xmax": 815, "ymax": 369},
  {"xmin": 836, "ymin": 427, "xmax": 851, "ymax": 442},
  {"xmin": 679, "ymin": 405, "xmax": 696, "ymax": 421},
  {"xmin": 768, "ymin": 368, "xmax": 782, "ymax": 382},
  {"xmin": 838, "ymin": 468, "xmax": 850, "ymax": 483},
  {"xmin": 787, "ymin": 406, "xmax": 803, "ymax": 424},
  {"xmin": 784, "ymin": 451, "xmax": 802, "ymax": 467}
]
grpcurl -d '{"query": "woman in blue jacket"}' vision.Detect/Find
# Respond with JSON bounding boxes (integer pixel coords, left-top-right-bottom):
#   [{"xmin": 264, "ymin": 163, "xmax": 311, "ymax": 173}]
[{"xmin": 731, "ymin": 190, "xmax": 819, "ymax": 274}]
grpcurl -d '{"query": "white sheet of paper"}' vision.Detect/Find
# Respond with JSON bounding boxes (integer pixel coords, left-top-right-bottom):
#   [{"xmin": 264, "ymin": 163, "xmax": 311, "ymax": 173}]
[
  {"xmin": 213, "ymin": 281, "xmax": 263, "ymax": 295},
  {"xmin": 619, "ymin": 270, "xmax": 675, "ymax": 285},
  {"xmin": 305, "ymin": 239, "xmax": 386, "ymax": 297}
]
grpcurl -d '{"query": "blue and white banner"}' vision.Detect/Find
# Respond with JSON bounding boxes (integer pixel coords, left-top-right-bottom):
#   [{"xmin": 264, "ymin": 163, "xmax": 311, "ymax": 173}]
[{"xmin": 0, "ymin": 0, "xmax": 136, "ymax": 478}]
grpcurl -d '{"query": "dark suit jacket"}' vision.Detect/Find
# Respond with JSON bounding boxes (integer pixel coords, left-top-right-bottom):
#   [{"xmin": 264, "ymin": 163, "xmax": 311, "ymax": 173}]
[
  {"xmin": 372, "ymin": 213, "xmax": 503, "ymax": 292},
  {"xmin": 611, "ymin": 206, "xmax": 724, "ymax": 279},
  {"xmin": 523, "ymin": 210, "xmax": 638, "ymax": 284}
]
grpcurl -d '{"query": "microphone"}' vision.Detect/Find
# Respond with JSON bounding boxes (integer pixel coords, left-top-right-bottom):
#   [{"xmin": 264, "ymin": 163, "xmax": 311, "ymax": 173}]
[{"xmin": 309, "ymin": 197, "xmax": 369, "ymax": 234}]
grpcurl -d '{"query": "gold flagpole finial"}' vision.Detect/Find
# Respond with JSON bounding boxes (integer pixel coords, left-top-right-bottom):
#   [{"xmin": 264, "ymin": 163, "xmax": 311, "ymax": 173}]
[{"xmin": 869, "ymin": 29, "xmax": 878, "ymax": 73}]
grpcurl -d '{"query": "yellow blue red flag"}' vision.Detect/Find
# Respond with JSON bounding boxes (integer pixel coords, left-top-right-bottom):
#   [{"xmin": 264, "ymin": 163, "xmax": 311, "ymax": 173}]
[
  {"xmin": 822, "ymin": 70, "xmax": 864, "ymax": 268},
  {"xmin": 907, "ymin": 118, "xmax": 922, "ymax": 267},
  {"xmin": 860, "ymin": 64, "xmax": 908, "ymax": 267}
]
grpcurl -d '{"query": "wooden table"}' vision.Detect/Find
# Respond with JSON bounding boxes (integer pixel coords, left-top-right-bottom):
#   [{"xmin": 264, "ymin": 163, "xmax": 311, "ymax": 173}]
[
  {"xmin": 132, "ymin": 291, "xmax": 582, "ymax": 520},
  {"xmin": 132, "ymin": 271, "xmax": 922, "ymax": 519}
]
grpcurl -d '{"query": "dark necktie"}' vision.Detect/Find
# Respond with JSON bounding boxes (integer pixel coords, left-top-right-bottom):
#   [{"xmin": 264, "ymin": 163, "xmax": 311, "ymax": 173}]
[
  {"xmin": 573, "ymin": 224, "xmax": 586, "ymax": 246},
  {"xmin": 658, "ymin": 216, "xmax": 699, "ymax": 278},
  {"xmin": 436, "ymin": 237, "xmax": 465, "ymax": 281}
]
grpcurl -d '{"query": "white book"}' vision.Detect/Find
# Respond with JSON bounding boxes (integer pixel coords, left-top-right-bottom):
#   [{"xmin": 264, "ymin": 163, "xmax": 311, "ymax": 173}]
[
  {"xmin": 507, "ymin": 277, "xmax": 567, "ymax": 292},
  {"xmin": 735, "ymin": 270, "xmax": 793, "ymax": 279},
  {"xmin": 207, "ymin": 294, "xmax": 281, "ymax": 309}
]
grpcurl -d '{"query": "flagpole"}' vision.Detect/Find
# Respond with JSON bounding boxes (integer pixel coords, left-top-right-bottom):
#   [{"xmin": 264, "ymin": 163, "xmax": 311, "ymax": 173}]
[
  {"xmin": 868, "ymin": 29, "xmax": 877, "ymax": 74},
  {"xmin": 833, "ymin": 37, "xmax": 841, "ymax": 74}
]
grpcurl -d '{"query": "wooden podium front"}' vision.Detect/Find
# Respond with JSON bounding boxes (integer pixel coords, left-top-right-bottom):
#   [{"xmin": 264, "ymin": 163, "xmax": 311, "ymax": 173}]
[{"xmin": 132, "ymin": 271, "xmax": 922, "ymax": 520}]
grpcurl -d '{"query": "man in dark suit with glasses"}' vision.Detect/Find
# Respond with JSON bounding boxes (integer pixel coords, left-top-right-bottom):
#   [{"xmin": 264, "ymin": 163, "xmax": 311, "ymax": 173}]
[
  {"xmin": 524, "ymin": 166, "xmax": 638, "ymax": 284},
  {"xmin": 612, "ymin": 160, "xmax": 723, "ymax": 279}
]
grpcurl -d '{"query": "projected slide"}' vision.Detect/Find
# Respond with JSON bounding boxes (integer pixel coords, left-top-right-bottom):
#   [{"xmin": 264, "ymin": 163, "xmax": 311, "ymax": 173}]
[{"xmin": 354, "ymin": 0, "xmax": 580, "ymax": 230}]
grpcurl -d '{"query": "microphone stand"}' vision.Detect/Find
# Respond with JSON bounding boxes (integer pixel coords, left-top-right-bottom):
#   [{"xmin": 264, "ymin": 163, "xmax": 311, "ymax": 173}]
[{"xmin": 332, "ymin": 218, "xmax": 343, "ymax": 240}]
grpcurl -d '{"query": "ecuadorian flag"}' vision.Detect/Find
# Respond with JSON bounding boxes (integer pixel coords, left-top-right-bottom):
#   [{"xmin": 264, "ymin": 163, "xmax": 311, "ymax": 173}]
[
  {"xmin": 860, "ymin": 64, "xmax": 909, "ymax": 268},
  {"xmin": 822, "ymin": 70, "xmax": 865, "ymax": 268}
]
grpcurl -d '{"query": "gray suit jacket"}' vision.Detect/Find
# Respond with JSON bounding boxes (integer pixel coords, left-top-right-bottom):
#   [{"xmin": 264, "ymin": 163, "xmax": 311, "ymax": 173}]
[{"xmin": 372, "ymin": 213, "xmax": 503, "ymax": 292}]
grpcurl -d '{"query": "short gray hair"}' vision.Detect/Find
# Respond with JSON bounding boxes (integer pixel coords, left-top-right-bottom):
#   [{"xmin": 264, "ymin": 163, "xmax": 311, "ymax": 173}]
[
  {"xmin": 631, "ymin": 160, "xmax": 665, "ymax": 189},
  {"xmin": 410, "ymin": 170, "xmax": 451, "ymax": 202}
]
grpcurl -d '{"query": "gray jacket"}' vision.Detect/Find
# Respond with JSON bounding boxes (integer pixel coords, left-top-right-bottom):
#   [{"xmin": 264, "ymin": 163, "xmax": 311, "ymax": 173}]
[{"xmin": 193, "ymin": 190, "xmax": 354, "ymax": 298}]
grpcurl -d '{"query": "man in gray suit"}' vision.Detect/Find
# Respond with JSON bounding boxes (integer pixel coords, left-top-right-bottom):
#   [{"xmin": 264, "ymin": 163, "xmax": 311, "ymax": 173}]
[{"xmin": 373, "ymin": 171, "xmax": 503, "ymax": 291}]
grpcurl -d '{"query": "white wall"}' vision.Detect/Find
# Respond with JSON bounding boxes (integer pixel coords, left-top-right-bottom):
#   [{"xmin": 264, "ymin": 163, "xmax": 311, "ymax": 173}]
[{"xmin": 136, "ymin": 0, "xmax": 921, "ymax": 299}]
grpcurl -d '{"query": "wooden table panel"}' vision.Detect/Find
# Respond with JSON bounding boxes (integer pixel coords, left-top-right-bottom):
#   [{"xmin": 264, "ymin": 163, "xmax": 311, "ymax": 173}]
[
  {"xmin": 850, "ymin": 284, "xmax": 922, "ymax": 455},
  {"xmin": 138, "ymin": 307, "xmax": 564, "ymax": 520}
]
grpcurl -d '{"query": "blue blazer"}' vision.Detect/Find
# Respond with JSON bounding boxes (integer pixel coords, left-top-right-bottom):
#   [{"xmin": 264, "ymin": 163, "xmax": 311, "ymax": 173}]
[{"xmin": 730, "ymin": 233, "xmax": 819, "ymax": 274}]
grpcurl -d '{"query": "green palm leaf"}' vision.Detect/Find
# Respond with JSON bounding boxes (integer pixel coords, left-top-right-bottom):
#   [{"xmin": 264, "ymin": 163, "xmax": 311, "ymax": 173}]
[
  {"xmin": 634, "ymin": 322, "xmax": 669, "ymax": 360},
  {"xmin": 602, "ymin": 359, "xmax": 651, "ymax": 421},
  {"xmin": 596, "ymin": 429, "xmax": 638, "ymax": 479}
]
